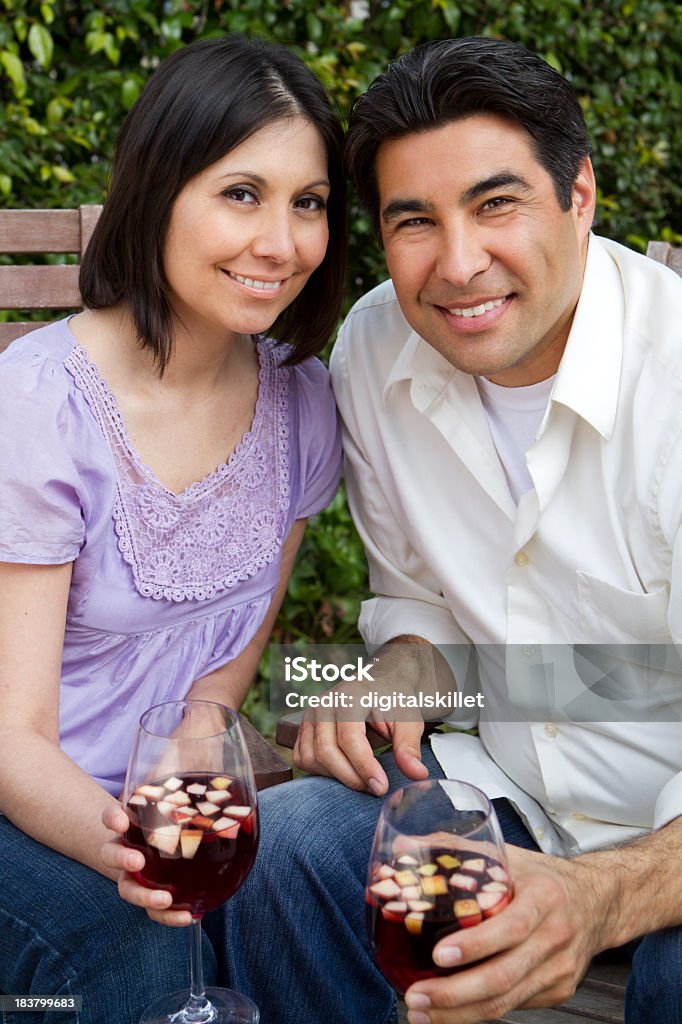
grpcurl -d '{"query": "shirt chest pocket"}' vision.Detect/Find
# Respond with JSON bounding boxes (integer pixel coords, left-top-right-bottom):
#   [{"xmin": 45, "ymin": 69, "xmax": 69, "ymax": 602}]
[{"xmin": 577, "ymin": 571, "xmax": 671, "ymax": 643}]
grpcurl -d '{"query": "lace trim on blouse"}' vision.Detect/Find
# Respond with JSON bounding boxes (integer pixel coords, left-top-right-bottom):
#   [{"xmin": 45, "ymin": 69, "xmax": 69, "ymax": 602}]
[{"xmin": 65, "ymin": 339, "xmax": 291, "ymax": 602}]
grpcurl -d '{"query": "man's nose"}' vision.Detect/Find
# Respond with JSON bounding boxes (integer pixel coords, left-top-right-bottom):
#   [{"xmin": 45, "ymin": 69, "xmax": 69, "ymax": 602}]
[{"xmin": 436, "ymin": 223, "xmax": 492, "ymax": 286}]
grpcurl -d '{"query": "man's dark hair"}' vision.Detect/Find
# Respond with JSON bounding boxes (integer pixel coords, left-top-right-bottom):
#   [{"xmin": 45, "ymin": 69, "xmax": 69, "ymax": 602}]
[
  {"xmin": 80, "ymin": 35, "xmax": 346, "ymax": 371},
  {"xmin": 345, "ymin": 36, "xmax": 591, "ymax": 233}
]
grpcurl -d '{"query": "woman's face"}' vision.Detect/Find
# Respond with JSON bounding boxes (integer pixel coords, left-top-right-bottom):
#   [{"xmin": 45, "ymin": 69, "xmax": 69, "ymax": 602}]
[{"xmin": 163, "ymin": 116, "xmax": 330, "ymax": 346}]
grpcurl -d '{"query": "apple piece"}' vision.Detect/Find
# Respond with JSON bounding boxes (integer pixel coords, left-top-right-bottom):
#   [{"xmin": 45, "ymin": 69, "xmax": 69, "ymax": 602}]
[
  {"xmin": 192, "ymin": 815, "xmax": 216, "ymax": 830},
  {"xmin": 165, "ymin": 790, "xmax": 191, "ymax": 807},
  {"xmin": 404, "ymin": 911, "xmax": 425, "ymax": 935},
  {"xmin": 481, "ymin": 881, "xmax": 508, "ymax": 893},
  {"xmin": 449, "ymin": 873, "xmax": 478, "ymax": 892},
  {"xmin": 148, "ymin": 824, "xmax": 180, "ymax": 856},
  {"xmin": 128, "ymin": 794, "xmax": 147, "ymax": 807},
  {"xmin": 396, "ymin": 855, "xmax": 419, "ymax": 866},
  {"xmin": 376, "ymin": 864, "xmax": 396, "ymax": 880},
  {"xmin": 421, "ymin": 875, "xmax": 447, "ymax": 896},
  {"xmin": 187, "ymin": 783, "xmax": 207, "ymax": 796},
  {"xmin": 163, "ymin": 776, "xmax": 184, "ymax": 792},
  {"xmin": 180, "ymin": 830, "xmax": 203, "ymax": 859},
  {"xmin": 394, "ymin": 870, "xmax": 419, "ymax": 887},
  {"xmin": 407, "ymin": 899, "xmax": 434, "ymax": 913},
  {"xmin": 461, "ymin": 858, "xmax": 486, "ymax": 875},
  {"xmin": 212, "ymin": 815, "xmax": 238, "ymax": 831},
  {"xmin": 172, "ymin": 809, "xmax": 198, "ymax": 824},
  {"xmin": 210, "ymin": 776, "xmax": 232, "ymax": 790},
  {"xmin": 369, "ymin": 878, "xmax": 402, "ymax": 901},
  {"xmin": 138, "ymin": 784, "xmax": 166, "ymax": 801},
  {"xmin": 381, "ymin": 900, "xmax": 408, "ymax": 921},
  {"xmin": 479, "ymin": 891, "xmax": 511, "ymax": 918},
  {"xmin": 156, "ymin": 801, "xmax": 176, "ymax": 818},
  {"xmin": 223, "ymin": 805, "xmax": 252, "ymax": 820},
  {"xmin": 196, "ymin": 802, "xmax": 221, "ymax": 817},
  {"xmin": 488, "ymin": 865, "xmax": 509, "ymax": 884},
  {"xmin": 214, "ymin": 818, "xmax": 241, "ymax": 840},
  {"xmin": 417, "ymin": 864, "xmax": 438, "ymax": 877},
  {"xmin": 454, "ymin": 899, "xmax": 483, "ymax": 927},
  {"xmin": 401, "ymin": 885, "xmax": 422, "ymax": 900},
  {"xmin": 436, "ymin": 854, "xmax": 461, "ymax": 870},
  {"xmin": 205, "ymin": 789, "xmax": 231, "ymax": 805}
]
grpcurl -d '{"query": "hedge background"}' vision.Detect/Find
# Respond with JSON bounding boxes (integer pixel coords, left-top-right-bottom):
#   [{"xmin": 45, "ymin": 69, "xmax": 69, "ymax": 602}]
[{"xmin": 2, "ymin": 0, "xmax": 681, "ymax": 732}]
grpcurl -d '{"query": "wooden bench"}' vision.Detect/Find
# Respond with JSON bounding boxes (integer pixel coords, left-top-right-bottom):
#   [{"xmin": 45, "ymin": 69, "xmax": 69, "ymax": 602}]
[{"xmin": 0, "ymin": 205, "xmax": 292, "ymax": 792}]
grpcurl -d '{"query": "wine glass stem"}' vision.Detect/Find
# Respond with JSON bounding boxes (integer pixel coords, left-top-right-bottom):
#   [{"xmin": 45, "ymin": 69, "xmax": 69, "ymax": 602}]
[{"xmin": 180, "ymin": 916, "xmax": 216, "ymax": 1023}]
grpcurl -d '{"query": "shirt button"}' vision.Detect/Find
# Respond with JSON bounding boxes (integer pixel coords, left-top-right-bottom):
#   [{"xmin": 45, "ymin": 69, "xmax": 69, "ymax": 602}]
[
  {"xmin": 534, "ymin": 828, "xmax": 545, "ymax": 841},
  {"xmin": 544, "ymin": 723, "xmax": 559, "ymax": 739},
  {"xmin": 514, "ymin": 551, "xmax": 529, "ymax": 566},
  {"xmin": 522, "ymin": 645, "xmax": 536, "ymax": 657},
  {"xmin": 572, "ymin": 812, "xmax": 587, "ymax": 822}
]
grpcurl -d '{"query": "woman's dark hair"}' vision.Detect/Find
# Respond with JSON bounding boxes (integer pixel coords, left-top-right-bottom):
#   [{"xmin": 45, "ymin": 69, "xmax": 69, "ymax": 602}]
[
  {"xmin": 80, "ymin": 35, "xmax": 346, "ymax": 370},
  {"xmin": 346, "ymin": 36, "xmax": 591, "ymax": 234}
]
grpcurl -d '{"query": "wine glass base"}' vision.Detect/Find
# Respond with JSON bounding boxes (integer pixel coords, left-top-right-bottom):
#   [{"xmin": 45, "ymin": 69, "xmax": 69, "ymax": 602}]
[{"xmin": 139, "ymin": 987, "xmax": 260, "ymax": 1024}]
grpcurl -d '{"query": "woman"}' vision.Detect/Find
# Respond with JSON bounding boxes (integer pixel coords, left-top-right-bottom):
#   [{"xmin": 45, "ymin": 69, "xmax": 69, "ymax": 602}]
[{"xmin": 0, "ymin": 34, "xmax": 345, "ymax": 1023}]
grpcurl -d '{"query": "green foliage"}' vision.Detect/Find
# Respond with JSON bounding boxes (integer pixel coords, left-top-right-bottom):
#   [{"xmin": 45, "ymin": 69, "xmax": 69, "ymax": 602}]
[{"xmin": 2, "ymin": 0, "xmax": 681, "ymax": 728}]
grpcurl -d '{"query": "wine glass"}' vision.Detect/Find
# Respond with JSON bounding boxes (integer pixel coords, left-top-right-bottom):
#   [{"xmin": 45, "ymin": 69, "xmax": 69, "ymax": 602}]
[
  {"xmin": 366, "ymin": 779, "xmax": 512, "ymax": 995},
  {"xmin": 123, "ymin": 699, "xmax": 260, "ymax": 1024}
]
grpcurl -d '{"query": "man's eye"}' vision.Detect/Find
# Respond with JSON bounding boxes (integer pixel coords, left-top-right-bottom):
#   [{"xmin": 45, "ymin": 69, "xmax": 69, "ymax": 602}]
[
  {"xmin": 223, "ymin": 187, "xmax": 258, "ymax": 204},
  {"xmin": 399, "ymin": 217, "xmax": 432, "ymax": 228},
  {"xmin": 481, "ymin": 197, "xmax": 512, "ymax": 211}
]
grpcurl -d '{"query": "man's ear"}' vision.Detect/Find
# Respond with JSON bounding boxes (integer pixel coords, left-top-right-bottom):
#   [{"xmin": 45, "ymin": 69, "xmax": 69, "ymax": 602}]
[{"xmin": 571, "ymin": 156, "xmax": 597, "ymax": 234}]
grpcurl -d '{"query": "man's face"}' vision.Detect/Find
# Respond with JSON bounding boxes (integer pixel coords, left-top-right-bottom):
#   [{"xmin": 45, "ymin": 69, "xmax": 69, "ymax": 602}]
[{"xmin": 376, "ymin": 114, "xmax": 595, "ymax": 386}]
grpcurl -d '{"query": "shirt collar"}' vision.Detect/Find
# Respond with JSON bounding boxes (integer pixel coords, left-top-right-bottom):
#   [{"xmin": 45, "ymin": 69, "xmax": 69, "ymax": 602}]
[{"xmin": 382, "ymin": 233, "xmax": 624, "ymax": 440}]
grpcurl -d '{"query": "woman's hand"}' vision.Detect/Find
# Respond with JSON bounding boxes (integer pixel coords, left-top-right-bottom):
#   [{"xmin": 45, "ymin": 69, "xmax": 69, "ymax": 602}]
[{"xmin": 100, "ymin": 803, "xmax": 192, "ymax": 927}]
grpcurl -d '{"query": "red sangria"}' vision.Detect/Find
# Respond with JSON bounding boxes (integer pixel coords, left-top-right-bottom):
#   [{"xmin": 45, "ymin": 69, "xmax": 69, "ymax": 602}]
[
  {"xmin": 366, "ymin": 779, "xmax": 512, "ymax": 995},
  {"xmin": 125, "ymin": 771, "xmax": 258, "ymax": 915}
]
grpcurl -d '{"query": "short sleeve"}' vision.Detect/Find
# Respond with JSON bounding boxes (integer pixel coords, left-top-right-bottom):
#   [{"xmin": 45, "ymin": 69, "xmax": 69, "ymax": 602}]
[
  {"xmin": 290, "ymin": 356, "xmax": 342, "ymax": 519},
  {"xmin": 0, "ymin": 340, "xmax": 85, "ymax": 564}
]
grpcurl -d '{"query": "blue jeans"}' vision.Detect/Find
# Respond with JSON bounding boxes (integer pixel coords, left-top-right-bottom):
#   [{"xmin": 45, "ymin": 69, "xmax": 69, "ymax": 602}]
[{"xmin": 1, "ymin": 745, "xmax": 680, "ymax": 1023}]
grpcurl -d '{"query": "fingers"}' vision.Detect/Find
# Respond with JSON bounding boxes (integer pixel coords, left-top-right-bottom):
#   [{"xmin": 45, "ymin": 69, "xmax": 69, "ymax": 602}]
[
  {"xmin": 389, "ymin": 719, "xmax": 428, "ymax": 779},
  {"xmin": 117, "ymin": 873, "xmax": 192, "ymax": 927},
  {"xmin": 101, "ymin": 800, "xmax": 130, "ymax": 834},
  {"xmin": 293, "ymin": 719, "xmax": 388, "ymax": 794}
]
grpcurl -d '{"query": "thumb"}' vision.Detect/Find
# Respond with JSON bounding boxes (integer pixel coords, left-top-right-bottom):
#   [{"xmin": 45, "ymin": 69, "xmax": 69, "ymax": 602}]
[
  {"xmin": 390, "ymin": 720, "xmax": 428, "ymax": 780},
  {"xmin": 102, "ymin": 800, "xmax": 130, "ymax": 833}
]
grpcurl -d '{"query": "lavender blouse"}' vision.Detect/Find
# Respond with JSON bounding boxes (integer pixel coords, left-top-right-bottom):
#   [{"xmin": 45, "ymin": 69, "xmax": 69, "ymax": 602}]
[{"xmin": 0, "ymin": 320, "xmax": 341, "ymax": 795}]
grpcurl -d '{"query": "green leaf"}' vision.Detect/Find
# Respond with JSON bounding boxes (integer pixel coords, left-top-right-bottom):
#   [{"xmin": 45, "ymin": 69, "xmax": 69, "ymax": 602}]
[
  {"xmin": 28, "ymin": 23, "xmax": 54, "ymax": 69},
  {"xmin": 0, "ymin": 49, "xmax": 26, "ymax": 98},
  {"xmin": 40, "ymin": 4, "xmax": 56, "ymax": 25},
  {"xmin": 13, "ymin": 17, "xmax": 28, "ymax": 43},
  {"xmin": 0, "ymin": 173, "xmax": 11, "ymax": 195},
  {"xmin": 121, "ymin": 77, "xmax": 141, "ymax": 109},
  {"xmin": 52, "ymin": 164, "xmax": 75, "ymax": 183}
]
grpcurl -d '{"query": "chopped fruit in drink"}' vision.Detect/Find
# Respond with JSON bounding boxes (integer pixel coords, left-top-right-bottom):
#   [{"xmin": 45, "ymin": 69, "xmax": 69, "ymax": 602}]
[
  {"xmin": 196, "ymin": 801, "xmax": 221, "ymax": 816},
  {"xmin": 454, "ymin": 899, "xmax": 483, "ymax": 927},
  {"xmin": 369, "ymin": 878, "xmax": 402, "ymax": 900},
  {"xmin": 404, "ymin": 911, "xmax": 425, "ymax": 935},
  {"xmin": 128, "ymin": 794, "xmax": 147, "ymax": 807},
  {"xmin": 223, "ymin": 805, "xmax": 252, "ymax": 820},
  {"xmin": 477, "ymin": 890, "xmax": 510, "ymax": 917},
  {"xmin": 213, "ymin": 818, "xmax": 241, "ymax": 840},
  {"xmin": 156, "ymin": 800, "xmax": 176, "ymax": 817},
  {"xmin": 192, "ymin": 815, "xmax": 216, "ymax": 830},
  {"xmin": 211, "ymin": 776, "xmax": 232, "ymax": 790},
  {"xmin": 138, "ymin": 784, "xmax": 166, "ymax": 801},
  {"xmin": 436, "ymin": 854, "xmax": 460, "ymax": 870},
  {"xmin": 396, "ymin": 855, "xmax": 419, "ymax": 866},
  {"xmin": 382, "ymin": 901, "xmax": 408, "ymax": 920},
  {"xmin": 206, "ymin": 789, "xmax": 231, "ymax": 805},
  {"xmin": 488, "ymin": 865, "xmax": 509, "ymax": 883},
  {"xmin": 394, "ymin": 870, "xmax": 419, "ymax": 887},
  {"xmin": 481, "ymin": 881, "xmax": 507, "ymax": 893},
  {"xmin": 417, "ymin": 864, "xmax": 438, "ymax": 877},
  {"xmin": 148, "ymin": 824, "xmax": 180, "ymax": 856},
  {"xmin": 407, "ymin": 900, "xmax": 435, "ymax": 912},
  {"xmin": 180, "ymin": 830, "xmax": 203, "ymax": 859},
  {"xmin": 401, "ymin": 885, "xmax": 421, "ymax": 900},
  {"xmin": 449, "ymin": 872, "xmax": 477, "ymax": 892},
  {"xmin": 212, "ymin": 816, "xmax": 238, "ymax": 832},
  {"xmin": 421, "ymin": 875, "xmax": 447, "ymax": 896},
  {"xmin": 165, "ymin": 790, "xmax": 191, "ymax": 806},
  {"xmin": 377, "ymin": 864, "xmax": 396, "ymax": 880},
  {"xmin": 461, "ymin": 858, "xmax": 486, "ymax": 874},
  {"xmin": 164, "ymin": 776, "xmax": 184, "ymax": 792},
  {"xmin": 187, "ymin": 783, "xmax": 207, "ymax": 796},
  {"xmin": 172, "ymin": 809, "xmax": 197, "ymax": 824}
]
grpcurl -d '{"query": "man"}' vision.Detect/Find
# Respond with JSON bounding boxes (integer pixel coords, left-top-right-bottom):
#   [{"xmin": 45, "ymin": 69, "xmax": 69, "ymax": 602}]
[{"xmin": 226, "ymin": 37, "xmax": 682, "ymax": 1024}]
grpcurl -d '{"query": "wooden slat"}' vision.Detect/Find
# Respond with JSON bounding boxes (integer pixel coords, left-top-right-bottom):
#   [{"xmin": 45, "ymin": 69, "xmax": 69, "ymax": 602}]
[
  {"xmin": 647, "ymin": 240, "xmax": 682, "ymax": 276},
  {"xmin": 0, "ymin": 209, "xmax": 82, "ymax": 253},
  {"xmin": 0, "ymin": 321, "xmax": 51, "ymax": 351},
  {"xmin": 79, "ymin": 204, "xmax": 102, "ymax": 253},
  {"xmin": 0, "ymin": 264, "xmax": 81, "ymax": 308},
  {"xmin": 240, "ymin": 714, "xmax": 293, "ymax": 791}
]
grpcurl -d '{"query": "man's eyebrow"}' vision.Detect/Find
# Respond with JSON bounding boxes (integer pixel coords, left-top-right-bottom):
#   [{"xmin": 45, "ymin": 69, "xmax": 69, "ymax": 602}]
[
  {"xmin": 460, "ymin": 172, "xmax": 533, "ymax": 205},
  {"xmin": 381, "ymin": 198, "xmax": 435, "ymax": 225}
]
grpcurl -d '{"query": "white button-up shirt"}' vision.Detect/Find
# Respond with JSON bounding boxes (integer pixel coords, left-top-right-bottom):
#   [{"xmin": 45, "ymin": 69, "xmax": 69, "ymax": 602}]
[{"xmin": 330, "ymin": 235, "xmax": 682, "ymax": 855}]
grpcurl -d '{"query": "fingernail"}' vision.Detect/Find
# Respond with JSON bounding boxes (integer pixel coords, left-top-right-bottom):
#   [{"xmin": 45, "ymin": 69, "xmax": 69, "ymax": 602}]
[
  {"xmin": 405, "ymin": 993, "xmax": 431, "ymax": 1012},
  {"xmin": 368, "ymin": 777, "xmax": 385, "ymax": 796},
  {"xmin": 407, "ymin": 1013, "xmax": 430, "ymax": 1024},
  {"xmin": 435, "ymin": 944, "xmax": 462, "ymax": 967},
  {"xmin": 152, "ymin": 892, "xmax": 171, "ymax": 908}
]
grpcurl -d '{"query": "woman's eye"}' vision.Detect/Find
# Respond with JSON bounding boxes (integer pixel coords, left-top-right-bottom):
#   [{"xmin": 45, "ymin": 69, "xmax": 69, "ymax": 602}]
[
  {"xmin": 223, "ymin": 187, "xmax": 258, "ymax": 204},
  {"xmin": 295, "ymin": 195, "xmax": 327, "ymax": 212}
]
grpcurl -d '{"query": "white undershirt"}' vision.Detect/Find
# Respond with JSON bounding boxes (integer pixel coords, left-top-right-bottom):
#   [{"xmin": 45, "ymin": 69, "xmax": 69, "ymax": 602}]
[{"xmin": 476, "ymin": 374, "xmax": 556, "ymax": 502}]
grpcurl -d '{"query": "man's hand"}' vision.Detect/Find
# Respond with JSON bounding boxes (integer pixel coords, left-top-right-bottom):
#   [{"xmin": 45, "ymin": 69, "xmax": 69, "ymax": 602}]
[
  {"xmin": 404, "ymin": 845, "xmax": 613, "ymax": 1023},
  {"xmin": 99, "ymin": 803, "xmax": 192, "ymax": 927}
]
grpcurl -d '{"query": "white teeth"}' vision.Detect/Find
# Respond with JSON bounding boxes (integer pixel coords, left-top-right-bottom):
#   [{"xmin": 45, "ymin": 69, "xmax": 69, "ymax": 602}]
[
  {"xmin": 448, "ymin": 297, "xmax": 506, "ymax": 317},
  {"xmin": 230, "ymin": 272, "xmax": 282, "ymax": 290}
]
